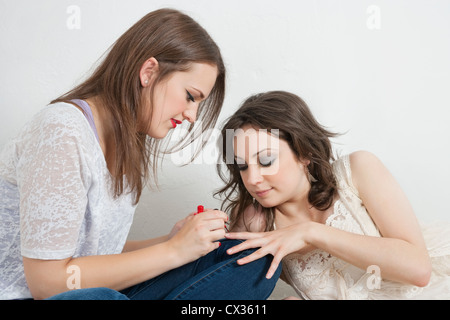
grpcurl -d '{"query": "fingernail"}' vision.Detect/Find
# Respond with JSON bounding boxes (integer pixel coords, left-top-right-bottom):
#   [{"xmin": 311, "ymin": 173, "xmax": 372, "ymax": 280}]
[{"xmin": 218, "ymin": 242, "xmax": 221, "ymax": 247}]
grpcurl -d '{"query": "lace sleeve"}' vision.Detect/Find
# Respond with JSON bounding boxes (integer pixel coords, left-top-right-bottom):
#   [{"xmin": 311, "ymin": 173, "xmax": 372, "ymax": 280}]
[{"xmin": 17, "ymin": 108, "xmax": 92, "ymax": 260}]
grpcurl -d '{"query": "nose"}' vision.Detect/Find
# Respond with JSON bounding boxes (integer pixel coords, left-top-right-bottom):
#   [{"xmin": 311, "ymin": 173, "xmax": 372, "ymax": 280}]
[
  {"xmin": 182, "ymin": 103, "xmax": 199, "ymax": 123},
  {"xmin": 244, "ymin": 165, "xmax": 264, "ymax": 186}
]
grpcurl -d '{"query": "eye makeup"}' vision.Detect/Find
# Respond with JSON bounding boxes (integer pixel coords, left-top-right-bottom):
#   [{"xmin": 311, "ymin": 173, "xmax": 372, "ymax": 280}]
[
  {"xmin": 186, "ymin": 90, "xmax": 195, "ymax": 102},
  {"xmin": 234, "ymin": 154, "xmax": 278, "ymax": 171},
  {"xmin": 258, "ymin": 154, "xmax": 277, "ymax": 167}
]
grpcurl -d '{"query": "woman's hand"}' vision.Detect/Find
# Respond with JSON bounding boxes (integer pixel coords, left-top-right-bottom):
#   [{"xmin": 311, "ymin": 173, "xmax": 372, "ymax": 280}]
[
  {"xmin": 167, "ymin": 209, "xmax": 228, "ymax": 264},
  {"xmin": 168, "ymin": 213, "xmax": 195, "ymax": 240},
  {"xmin": 224, "ymin": 223, "xmax": 310, "ymax": 279}
]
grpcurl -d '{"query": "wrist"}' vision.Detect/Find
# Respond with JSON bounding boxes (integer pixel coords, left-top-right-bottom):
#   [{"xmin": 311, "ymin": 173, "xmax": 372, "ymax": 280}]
[
  {"xmin": 163, "ymin": 237, "xmax": 189, "ymax": 268},
  {"xmin": 301, "ymin": 220, "xmax": 319, "ymax": 245}
]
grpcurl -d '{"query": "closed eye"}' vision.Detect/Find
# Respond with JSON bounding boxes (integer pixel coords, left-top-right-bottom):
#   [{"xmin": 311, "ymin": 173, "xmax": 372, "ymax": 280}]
[
  {"xmin": 236, "ymin": 163, "xmax": 248, "ymax": 171},
  {"xmin": 259, "ymin": 155, "xmax": 277, "ymax": 167},
  {"xmin": 186, "ymin": 90, "xmax": 195, "ymax": 102}
]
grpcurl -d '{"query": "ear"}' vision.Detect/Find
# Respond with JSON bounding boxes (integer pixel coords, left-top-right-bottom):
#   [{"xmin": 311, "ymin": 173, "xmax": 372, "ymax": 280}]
[
  {"xmin": 299, "ymin": 158, "xmax": 311, "ymax": 167},
  {"xmin": 139, "ymin": 57, "xmax": 159, "ymax": 87}
]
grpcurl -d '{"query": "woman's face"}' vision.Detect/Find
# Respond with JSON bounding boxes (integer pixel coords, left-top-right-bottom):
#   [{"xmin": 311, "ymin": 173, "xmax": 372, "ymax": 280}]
[
  {"xmin": 233, "ymin": 126, "xmax": 310, "ymax": 208},
  {"xmin": 142, "ymin": 62, "xmax": 218, "ymax": 139}
]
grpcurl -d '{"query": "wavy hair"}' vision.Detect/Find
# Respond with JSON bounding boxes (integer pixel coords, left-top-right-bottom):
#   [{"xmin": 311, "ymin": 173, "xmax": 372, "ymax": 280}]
[
  {"xmin": 215, "ymin": 91, "xmax": 339, "ymax": 231},
  {"xmin": 52, "ymin": 9, "xmax": 226, "ymax": 204}
]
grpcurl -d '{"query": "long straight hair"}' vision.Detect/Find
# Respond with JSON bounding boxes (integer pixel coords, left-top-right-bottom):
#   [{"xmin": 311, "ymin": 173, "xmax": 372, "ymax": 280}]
[
  {"xmin": 52, "ymin": 9, "xmax": 226, "ymax": 204},
  {"xmin": 215, "ymin": 91, "xmax": 338, "ymax": 231}
]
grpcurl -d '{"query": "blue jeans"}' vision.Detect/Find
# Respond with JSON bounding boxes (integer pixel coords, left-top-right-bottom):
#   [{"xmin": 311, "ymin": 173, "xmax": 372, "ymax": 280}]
[{"xmin": 47, "ymin": 239, "xmax": 281, "ymax": 300}]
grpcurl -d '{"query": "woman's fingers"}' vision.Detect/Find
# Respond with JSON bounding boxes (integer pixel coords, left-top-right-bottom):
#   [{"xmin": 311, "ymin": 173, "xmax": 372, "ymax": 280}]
[
  {"xmin": 186, "ymin": 210, "xmax": 228, "ymax": 243},
  {"xmin": 225, "ymin": 231, "xmax": 263, "ymax": 240},
  {"xmin": 230, "ymin": 240, "xmax": 282, "ymax": 279},
  {"xmin": 209, "ymin": 228, "xmax": 226, "ymax": 241},
  {"xmin": 226, "ymin": 230, "xmax": 286, "ymax": 279},
  {"xmin": 236, "ymin": 247, "xmax": 268, "ymax": 265},
  {"xmin": 232, "ymin": 241, "xmax": 283, "ymax": 279},
  {"xmin": 265, "ymin": 254, "xmax": 282, "ymax": 279},
  {"xmin": 195, "ymin": 209, "xmax": 228, "ymax": 222},
  {"xmin": 226, "ymin": 235, "xmax": 267, "ymax": 255}
]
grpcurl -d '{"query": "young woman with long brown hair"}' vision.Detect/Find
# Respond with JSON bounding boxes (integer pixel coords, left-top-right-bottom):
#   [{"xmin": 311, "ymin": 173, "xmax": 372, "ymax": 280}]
[
  {"xmin": 216, "ymin": 90, "xmax": 450, "ymax": 299},
  {"xmin": 0, "ymin": 9, "xmax": 280, "ymax": 300}
]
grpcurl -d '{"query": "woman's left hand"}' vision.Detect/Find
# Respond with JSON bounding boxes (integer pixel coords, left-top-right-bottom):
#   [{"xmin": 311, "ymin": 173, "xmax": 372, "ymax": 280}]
[
  {"xmin": 224, "ymin": 223, "xmax": 309, "ymax": 279},
  {"xmin": 168, "ymin": 213, "xmax": 196, "ymax": 240}
]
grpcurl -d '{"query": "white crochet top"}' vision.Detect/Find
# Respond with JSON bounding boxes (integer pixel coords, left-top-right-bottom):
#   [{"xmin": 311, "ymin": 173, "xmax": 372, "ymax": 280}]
[{"xmin": 0, "ymin": 103, "xmax": 136, "ymax": 299}]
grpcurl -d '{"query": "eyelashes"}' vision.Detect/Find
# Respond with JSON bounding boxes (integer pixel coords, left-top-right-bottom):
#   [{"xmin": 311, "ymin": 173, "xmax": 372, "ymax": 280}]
[
  {"xmin": 186, "ymin": 90, "xmax": 195, "ymax": 102},
  {"xmin": 236, "ymin": 156, "xmax": 277, "ymax": 171},
  {"xmin": 259, "ymin": 156, "xmax": 276, "ymax": 167},
  {"xmin": 236, "ymin": 163, "xmax": 248, "ymax": 171}
]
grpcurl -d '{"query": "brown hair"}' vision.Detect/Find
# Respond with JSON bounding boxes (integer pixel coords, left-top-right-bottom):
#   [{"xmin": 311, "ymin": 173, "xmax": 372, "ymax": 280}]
[
  {"xmin": 52, "ymin": 8, "xmax": 226, "ymax": 204},
  {"xmin": 215, "ymin": 91, "xmax": 339, "ymax": 231}
]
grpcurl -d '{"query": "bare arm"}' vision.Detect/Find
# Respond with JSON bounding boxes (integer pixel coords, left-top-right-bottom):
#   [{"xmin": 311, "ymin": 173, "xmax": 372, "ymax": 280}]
[
  {"xmin": 23, "ymin": 210, "xmax": 227, "ymax": 299},
  {"xmin": 23, "ymin": 241, "xmax": 180, "ymax": 299},
  {"xmin": 226, "ymin": 151, "xmax": 431, "ymax": 286},
  {"xmin": 325, "ymin": 151, "xmax": 431, "ymax": 285},
  {"xmin": 122, "ymin": 235, "xmax": 169, "ymax": 252},
  {"xmin": 122, "ymin": 213, "xmax": 195, "ymax": 252}
]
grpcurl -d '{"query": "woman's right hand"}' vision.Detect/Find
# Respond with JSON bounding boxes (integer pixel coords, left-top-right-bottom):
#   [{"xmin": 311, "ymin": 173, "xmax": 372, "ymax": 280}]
[
  {"xmin": 167, "ymin": 209, "xmax": 228, "ymax": 264},
  {"xmin": 224, "ymin": 223, "xmax": 310, "ymax": 279}
]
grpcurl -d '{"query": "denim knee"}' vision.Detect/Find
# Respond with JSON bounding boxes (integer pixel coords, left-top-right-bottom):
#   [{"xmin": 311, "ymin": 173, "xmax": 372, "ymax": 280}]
[{"xmin": 46, "ymin": 287, "xmax": 129, "ymax": 300}]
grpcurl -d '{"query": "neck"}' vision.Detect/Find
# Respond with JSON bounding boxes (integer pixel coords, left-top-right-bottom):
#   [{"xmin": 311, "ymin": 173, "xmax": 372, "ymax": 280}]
[
  {"xmin": 276, "ymin": 198, "xmax": 313, "ymax": 221},
  {"xmin": 275, "ymin": 186, "xmax": 333, "ymax": 226}
]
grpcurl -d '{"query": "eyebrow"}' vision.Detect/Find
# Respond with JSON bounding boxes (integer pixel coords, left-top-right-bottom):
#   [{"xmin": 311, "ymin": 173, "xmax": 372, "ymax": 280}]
[{"xmin": 234, "ymin": 148, "xmax": 278, "ymax": 160}]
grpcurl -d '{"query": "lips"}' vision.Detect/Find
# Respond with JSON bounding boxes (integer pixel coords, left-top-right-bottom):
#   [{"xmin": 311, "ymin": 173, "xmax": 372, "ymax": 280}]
[
  {"xmin": 170, "ymin": 118, "xmax": 182, "ymax": 128},
  {"xmin": 255, "ymin": 188, "xmax": 272, "ymax": 197}
]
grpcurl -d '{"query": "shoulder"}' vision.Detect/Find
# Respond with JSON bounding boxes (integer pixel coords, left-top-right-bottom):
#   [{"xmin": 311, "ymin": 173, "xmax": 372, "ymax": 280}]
[
  {"xmin": 34, "ymin": 102, "xmax": 86, "ymax": 128},
  {"xmin": 14, "ymin": 103, "xmax": 100, "ymax": 162},
  {"xmin": 349, "ymin": 150, "xmax": 382, "ymax": 173},
  {"xmin": 332, "ymin": 151, "xmax": 385, "ymax": 194},
  {"xmin": 348, "ymin": 150, "xmax": 389, "ymax": 193},
  {"xmin": 26, "ymin": 102, "xmax": 94, "ymax": 144},
  {"xmin": 349, "ymin": 150, "xmax": 380, "ymax": 165}
]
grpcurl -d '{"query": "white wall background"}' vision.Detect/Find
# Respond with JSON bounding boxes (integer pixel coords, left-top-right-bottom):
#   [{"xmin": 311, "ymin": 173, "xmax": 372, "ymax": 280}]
[{"xmin": 1, "ymin": 0, "xmax": 449, "ymax": 267}]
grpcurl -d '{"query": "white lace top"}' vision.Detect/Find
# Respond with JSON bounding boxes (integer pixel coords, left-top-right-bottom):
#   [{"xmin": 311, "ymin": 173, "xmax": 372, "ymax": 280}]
[
  {"xmin": 282, "ymin": 199, "xmax": 370, "ymax": 299},
  {"xmin": 281, "ymin": 155, "xmax": 450, "ymax": 299},
  {"xmin": 0, "ymin": 103, "xmax": 136, "ymax": 299}
]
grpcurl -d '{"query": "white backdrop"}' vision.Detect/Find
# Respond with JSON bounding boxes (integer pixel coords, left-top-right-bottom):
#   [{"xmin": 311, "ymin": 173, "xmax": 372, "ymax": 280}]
[{"xmin": 1, "ymin": 0, "xmax": 450, "ymax": 244}]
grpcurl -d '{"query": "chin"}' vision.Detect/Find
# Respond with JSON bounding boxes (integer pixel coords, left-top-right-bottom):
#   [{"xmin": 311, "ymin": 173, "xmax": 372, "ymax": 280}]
[
  {"xmin": 257, "ymin": 199, "xmax": 280, "ymax": 208},
  {"xmin": 147, "ymin": 129, "xmax": 169, "ymax": 139}
]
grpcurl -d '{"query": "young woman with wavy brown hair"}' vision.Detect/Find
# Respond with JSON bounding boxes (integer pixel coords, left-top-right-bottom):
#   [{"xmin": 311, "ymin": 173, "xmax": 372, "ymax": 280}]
[
  {"xmin": 0, "ymin": 9, "xmax": 281, "ymax": 300},
  {"xmin": 216, "ymin": 90, "xmax": 450, "ymax": 299}
]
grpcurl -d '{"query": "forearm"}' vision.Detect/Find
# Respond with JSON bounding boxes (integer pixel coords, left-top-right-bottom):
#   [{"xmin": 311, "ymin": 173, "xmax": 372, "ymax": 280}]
[
  {"xmin": 25, "ymin": 210, "xmax": 228, "ymax": 299},
  {"xmin": 25, "ymin": 241, "xmax": 183, "ymax": 299},
  {"xmin": 306, "ymin": 222, "xmax": 431, "ymax": 286},
  {"xmin": 122, "ymin": 235, "xmax": 169, "ymax": 252}
]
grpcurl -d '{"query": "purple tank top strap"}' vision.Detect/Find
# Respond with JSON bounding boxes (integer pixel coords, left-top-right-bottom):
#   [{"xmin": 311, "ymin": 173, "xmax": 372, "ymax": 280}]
[{"xmin": 70, "ymin": 99, "xmax": 100, "ymax": 143}]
